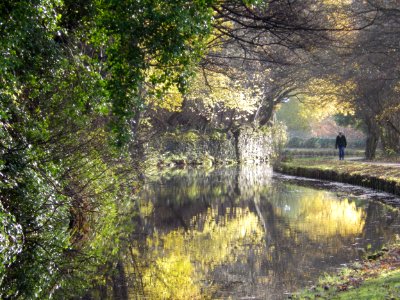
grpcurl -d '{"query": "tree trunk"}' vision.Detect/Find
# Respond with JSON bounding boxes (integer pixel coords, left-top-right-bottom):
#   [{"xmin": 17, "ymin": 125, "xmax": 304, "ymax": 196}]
[
  {"xmin": 258, "ymin": 102, "xmax": 274, "ymax": 127},
  {"xmin": 112, "ymin": 260, "xmax": 129, "ymax": 300},
  {"xmin": 364, "ymin": 118, "xmax": 379, "ymax": 160},
  {"xmin": 380, "ymin": 122, "xmax": 400, "ymax": 155}
]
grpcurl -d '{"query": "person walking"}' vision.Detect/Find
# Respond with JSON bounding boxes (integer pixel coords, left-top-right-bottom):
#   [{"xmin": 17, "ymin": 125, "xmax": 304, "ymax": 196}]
[{"xmin": 335, "ymin": 132, "xmax": 347, "ymax": 160}]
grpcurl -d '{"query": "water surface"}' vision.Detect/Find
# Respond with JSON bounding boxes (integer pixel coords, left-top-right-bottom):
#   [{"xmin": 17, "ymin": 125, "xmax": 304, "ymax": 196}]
[{"xmin": 125, "ymin": 166, "xmax": 400, "ymax": 299}]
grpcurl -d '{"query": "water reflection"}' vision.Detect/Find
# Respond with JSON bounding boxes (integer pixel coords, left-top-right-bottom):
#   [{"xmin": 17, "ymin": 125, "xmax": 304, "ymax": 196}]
[
  {"xmin": 123, "ymin": 166, "xmax": 400, "ymax": 299},
  {"xmin": 275, "ymin": 190, "xmax": 366, "ymax": 239}
]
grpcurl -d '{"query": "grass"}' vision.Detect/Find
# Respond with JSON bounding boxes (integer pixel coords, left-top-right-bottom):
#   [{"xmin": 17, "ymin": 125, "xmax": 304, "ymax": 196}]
[
  {"xmin": 296, "ymin": 270, "xmax": 400, "ymax": 299},
  {"xmin": 279, "ymin": 157, "xmax": 400, "ymax": 185},
  {"xmin": 332, "ymin": 271, "xmax": 400, "ymax": 299},
  {"xmin": 293, "ymin": 246, "xmax": 400, "ymax": 300},
  {"xmin": 284, "ymin": 148, "xmax": 365, "ymax": 157}
]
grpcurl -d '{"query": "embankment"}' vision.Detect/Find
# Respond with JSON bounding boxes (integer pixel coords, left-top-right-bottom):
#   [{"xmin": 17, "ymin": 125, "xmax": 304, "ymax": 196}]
[{"xmin": 275, "ymin": 159, "xmax": 400, "ymax": 198}]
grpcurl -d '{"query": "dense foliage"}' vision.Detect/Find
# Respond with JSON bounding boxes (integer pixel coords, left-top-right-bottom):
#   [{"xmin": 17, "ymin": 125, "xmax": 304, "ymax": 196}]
[{"xmin": 0, "ymin": 0, "xmax": 214, "ymax": 298}]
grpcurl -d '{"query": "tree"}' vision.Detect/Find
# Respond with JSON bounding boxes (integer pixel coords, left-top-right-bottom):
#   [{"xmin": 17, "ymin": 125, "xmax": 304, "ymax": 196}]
[
  {"xmin": 0, "ymin": 0, "xmax": 217, "ymax": 297},
  {"xmin": 199, "ymin": 0, "xmax": 376, "ymax": 130},
  {"xmin": 317, "ymin": 0, "xmax": 400, "ymax": 158}
]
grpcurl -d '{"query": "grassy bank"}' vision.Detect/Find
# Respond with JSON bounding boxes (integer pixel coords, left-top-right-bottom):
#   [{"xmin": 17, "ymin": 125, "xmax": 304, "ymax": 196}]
[
  {"xmin": 275, "ymin": 158, "xmax": 400, "ymax": 198},
  {"xmin": 292, "ymin": 244, "xmax": 400, "ymax": 299}
]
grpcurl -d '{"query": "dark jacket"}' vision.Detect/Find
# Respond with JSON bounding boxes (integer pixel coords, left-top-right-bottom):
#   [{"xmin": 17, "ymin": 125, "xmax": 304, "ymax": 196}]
[{"xmin": 335, "ymin": 135, "xmax": 347, "ymax": 148}]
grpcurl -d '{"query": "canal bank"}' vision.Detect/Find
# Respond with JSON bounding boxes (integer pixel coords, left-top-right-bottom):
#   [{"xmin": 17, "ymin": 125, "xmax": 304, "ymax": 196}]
[{"xmin": 274, "ymin": 158, "xmax": 400, "ymax": 198}]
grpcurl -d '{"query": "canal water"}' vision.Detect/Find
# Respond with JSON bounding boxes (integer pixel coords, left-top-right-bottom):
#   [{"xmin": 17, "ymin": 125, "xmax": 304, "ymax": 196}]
[
  {"xmin": 2, "ymin": 165, "xmax": 400, "ymax": 299},
  {"xmin": 124, "ymin": 165, "xmax": 400, "ymax": 299}
]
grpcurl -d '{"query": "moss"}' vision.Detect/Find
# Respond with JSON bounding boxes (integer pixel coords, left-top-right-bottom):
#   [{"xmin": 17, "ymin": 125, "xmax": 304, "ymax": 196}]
[
  {"xmin": 222, "ymin": 158, "xmax": 238, "ymax": 166},
  {"xmin": 156, "ymin": 153, "xmax": 187, "ymax": 167},
  {"xmin": 201, "ymin": 153, "xmax": 214, "ymax": 167},
  {"xmin": 209, "ymin": 130, "xmax": 226, "ymax": 141},
  {"xmin": 163, "ymin": 130, "xmax": 201, "ymax": 145},
  {"xmin": 181, "ymin": 130, "xmax": 200, "ymax": 144}
]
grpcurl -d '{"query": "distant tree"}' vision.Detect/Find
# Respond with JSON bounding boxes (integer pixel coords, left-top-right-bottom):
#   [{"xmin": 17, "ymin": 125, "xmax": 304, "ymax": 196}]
[
  {"xmin": 328, "ymin": 0, "xmax": 400, "ymax": 158},
  {"xmin": 270, "ymin": 0, "xmax": 400, "ymax": 158},
  {"xmin": 276, "ymin": 98, "xmax": 311, "ymax": 134},
  {"xmin": 199, "ymin": 0, "xmax": 375, "ymax": 130}
]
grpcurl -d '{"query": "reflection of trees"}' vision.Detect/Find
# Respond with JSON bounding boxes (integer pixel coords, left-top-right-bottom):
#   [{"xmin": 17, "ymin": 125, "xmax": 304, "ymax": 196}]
[
  {"xmin": 220, "ymin": 168, "xmax": 366, "ymax": 296},
  {"xmin": 280, "ymin": 191, "xmax": 366, "ymax": 239},
  {"xmin": 142, "ymin": 167, "xmax": 241, "ymax": 232},
  {"xmin": 122, "ymin": 206, "xmax": 264, "ymax": 299},
  {"xmin": 111, "ymin": 167, "xmax": 400, "ymax": 299},
  {"xmin": 362, "ymin": 202, "xmax": 400, "ymax": 249}
]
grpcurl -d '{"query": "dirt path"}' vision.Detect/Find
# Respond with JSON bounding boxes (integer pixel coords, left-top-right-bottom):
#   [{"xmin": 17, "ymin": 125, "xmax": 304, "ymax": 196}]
[{"xmin": 346, "ymin": 157, "xmax": 400, "ymax": 168}]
